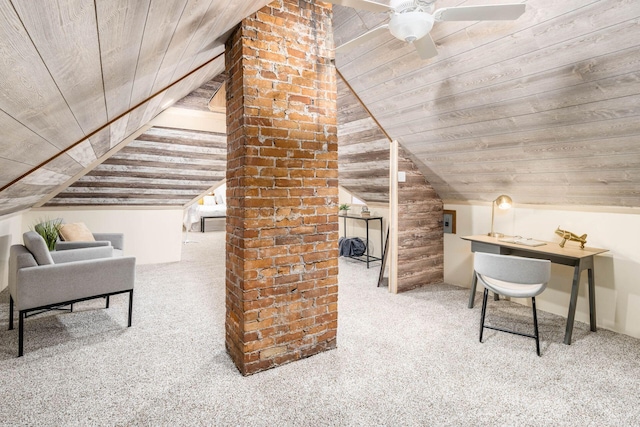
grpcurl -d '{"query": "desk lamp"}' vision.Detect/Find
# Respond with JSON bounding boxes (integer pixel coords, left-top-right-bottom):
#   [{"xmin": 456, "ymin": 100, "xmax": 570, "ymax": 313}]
[{"xmin": 488, "ymin": 195, "xmax": 512, "ymax": 237}]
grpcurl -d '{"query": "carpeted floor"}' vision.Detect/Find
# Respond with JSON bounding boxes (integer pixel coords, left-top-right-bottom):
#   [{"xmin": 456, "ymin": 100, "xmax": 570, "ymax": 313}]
[{"xmin": 1, "ymin": 231, "xmax": 639, "ymax": 426}]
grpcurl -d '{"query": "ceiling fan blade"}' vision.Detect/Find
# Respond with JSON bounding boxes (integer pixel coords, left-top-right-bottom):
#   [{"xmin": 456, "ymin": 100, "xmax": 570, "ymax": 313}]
[
  {"xmin": 336, "ymin": 24, "xmax": 389, "ymax": 54},
  {"xmin": 413, "ymin": 34, "xmax": 438, "ymax": 60},
  {"xmin": 323, "ymin": 0, "xmax": 393, "ymax": 13},
  {"xmin": 433, "ymin": 4, "xmax": 526, "ymax": 22}
]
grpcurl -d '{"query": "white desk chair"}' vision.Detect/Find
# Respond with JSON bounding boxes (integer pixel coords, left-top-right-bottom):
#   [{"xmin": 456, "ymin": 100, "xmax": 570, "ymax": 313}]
[{"xmin": 474, "ymin": 252, "xmax": 551, "ymax": 356}]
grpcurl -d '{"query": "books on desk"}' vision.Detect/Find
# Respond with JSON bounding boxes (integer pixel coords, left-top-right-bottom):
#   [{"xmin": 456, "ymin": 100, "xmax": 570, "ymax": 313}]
[{"xmin": 499, "ymin": 237, "xmax": 547, "ymax": 247}]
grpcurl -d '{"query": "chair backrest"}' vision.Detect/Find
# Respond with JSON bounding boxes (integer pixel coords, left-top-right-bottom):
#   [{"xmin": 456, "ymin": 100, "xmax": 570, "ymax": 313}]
[
  {"xmin": 23, "ymin": 231, "xmax": 54, "ymax": 265},
  {"xmin": 474, "ymin": 252, "xmax": 550, "ymax": 285}
]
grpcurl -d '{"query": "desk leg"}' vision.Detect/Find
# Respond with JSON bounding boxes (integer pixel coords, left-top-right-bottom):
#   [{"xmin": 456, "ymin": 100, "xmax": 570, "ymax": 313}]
[
  {"xmin": 468, "ymin": 273, "xmax": 498, "ymax": 308},
  {"xmin": 564, "ymin": 265, "xmax": 582, "ymax": 345},
  {"xmin": 468, "ymin": 272, "xmax": 478, "ymax": 308},
  {"xmin": 588, "ymin": 267, "xmax": 597, "ymax": 332}
]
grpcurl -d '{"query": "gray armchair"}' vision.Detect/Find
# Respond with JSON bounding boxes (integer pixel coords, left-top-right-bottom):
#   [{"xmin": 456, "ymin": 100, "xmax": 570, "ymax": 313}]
[
  {"xmin": 32, "ymin": 219, "xmax": 125, "ymax": 255},
  {"xmin": 8, "ymin": 231, "xmax": 136, "ymax": 357},
  {"xmin": 56, "ymin": 232, "xmax": 125, "ymax": 256}
]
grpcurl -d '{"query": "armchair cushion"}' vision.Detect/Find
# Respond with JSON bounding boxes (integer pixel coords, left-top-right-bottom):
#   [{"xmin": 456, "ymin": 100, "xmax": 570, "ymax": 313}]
[
  {"xmin": 59, "ymin": 222, "xmax": 95, "ymax": 242},
  {"xmin": 23, "ymin": 231, "xmax": 54, "ymax": 265}
]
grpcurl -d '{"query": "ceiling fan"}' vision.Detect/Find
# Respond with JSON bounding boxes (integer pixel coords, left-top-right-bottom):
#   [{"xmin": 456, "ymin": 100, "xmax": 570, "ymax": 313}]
[{"xmin": 326, "ymin": 0, "xmax": 526, "ymax": 59}]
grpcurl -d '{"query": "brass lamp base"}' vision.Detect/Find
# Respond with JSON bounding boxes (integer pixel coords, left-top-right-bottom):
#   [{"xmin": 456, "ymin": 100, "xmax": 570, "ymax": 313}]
[{"xmin": 488, "ymin": 232, "xmax": 504, "ymax": 237}]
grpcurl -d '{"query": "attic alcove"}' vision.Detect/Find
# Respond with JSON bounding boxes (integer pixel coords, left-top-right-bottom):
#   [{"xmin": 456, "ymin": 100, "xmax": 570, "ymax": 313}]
[{"xmin": 0, "ymin": 0, "xmax": 638, "ymax": 342}]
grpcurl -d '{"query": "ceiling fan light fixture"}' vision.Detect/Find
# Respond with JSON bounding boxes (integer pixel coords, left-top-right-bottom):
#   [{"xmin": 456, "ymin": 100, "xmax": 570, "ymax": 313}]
[{"xmin": 389, "ymin": 11, "xmax": 434, "ymax": 43}]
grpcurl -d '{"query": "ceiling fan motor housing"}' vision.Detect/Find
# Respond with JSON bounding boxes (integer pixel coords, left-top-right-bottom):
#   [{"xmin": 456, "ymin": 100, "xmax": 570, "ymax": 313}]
[
  {"xmin": 390, "ymin": 0, "xmax": 435, "ymax": 13},
  {"xmin": 389, "ymin": 11, "xmax": 434, "ymax": 43}
]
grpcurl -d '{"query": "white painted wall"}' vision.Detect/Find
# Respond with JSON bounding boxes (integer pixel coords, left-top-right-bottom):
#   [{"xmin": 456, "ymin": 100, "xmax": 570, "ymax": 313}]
[
  {"xmin": 444, "ymin": 202, "xmax": 640, "ymax": 339},
  {"xmin": 1, "ymin": 207, "xmax": 184, "ymax": 292},
  {"xmin": 22, "ymin": 208, "xmax": 184, "ymax": 266},
  {"xmin": 0, "ymin": 211, "xmax": 27, "ymax": 292}
]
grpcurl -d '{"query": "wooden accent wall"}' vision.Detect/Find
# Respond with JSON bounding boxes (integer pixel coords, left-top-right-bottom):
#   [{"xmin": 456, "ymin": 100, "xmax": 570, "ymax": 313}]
[
  {"xmin": 396, "ymin": 146, "xmax": 444, "ymax": 292},
  {"xmin": 225, "ymin": 0, "xmax": 338, "ymax": 376}
]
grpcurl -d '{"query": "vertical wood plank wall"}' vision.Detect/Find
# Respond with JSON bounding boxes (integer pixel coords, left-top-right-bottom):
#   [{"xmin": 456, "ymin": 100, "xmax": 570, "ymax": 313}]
[{"xmin": 396, "ymin": 146, "xmax": 444, "ymax": 292}]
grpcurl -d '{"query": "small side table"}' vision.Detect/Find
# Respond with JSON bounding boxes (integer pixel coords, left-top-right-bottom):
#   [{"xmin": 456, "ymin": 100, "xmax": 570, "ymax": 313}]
[{"xmin": 341, "ymin": 214, "xmax": 384, "ymax": 268}]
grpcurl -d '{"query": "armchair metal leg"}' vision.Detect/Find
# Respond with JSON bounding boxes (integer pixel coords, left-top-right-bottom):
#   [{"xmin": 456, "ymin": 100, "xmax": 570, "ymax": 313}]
[
  {"xmin": 127, "ymin": 290, "xmax": 133, "ymax": 327},
  {"xmin": 18, "ymin": 311, "xmax": 25, "ymax": 357},
  {"xmin": 479, "ymin": 288, "xmax": 489, "ymax": 343},
  {"xmin": 9, "ymin": 295, "xmax": 14, "ymax": 331},
  {"xmin": 532, "ymin": 297, "xmax": 541, "ymax": 356},
  {"xmin": 106, "ymin": 296, "xmax": 110, "ymax": 308}
]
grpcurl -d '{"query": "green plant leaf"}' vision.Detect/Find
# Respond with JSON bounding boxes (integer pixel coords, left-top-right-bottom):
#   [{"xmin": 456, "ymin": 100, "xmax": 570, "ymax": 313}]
[{"xmin": 32, "ymin": 218, "xmax": 62, "ymax": 251}]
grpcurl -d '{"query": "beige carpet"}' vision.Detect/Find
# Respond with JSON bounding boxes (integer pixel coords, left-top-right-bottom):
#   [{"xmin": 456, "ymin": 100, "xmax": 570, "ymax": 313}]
[{"xmin": 1, "ymin": 231, "xmax": 639, "ymax": 426}]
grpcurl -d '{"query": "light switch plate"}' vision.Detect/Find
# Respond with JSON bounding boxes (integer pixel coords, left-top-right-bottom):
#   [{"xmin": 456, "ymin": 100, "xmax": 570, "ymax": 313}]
[
  {"xmin": 443, "ymin": 210, "xmax": 456, "ymax": 234},
  {"xmin": 398, "ymin": 171, "xmax": 406, "ymax": 182}
]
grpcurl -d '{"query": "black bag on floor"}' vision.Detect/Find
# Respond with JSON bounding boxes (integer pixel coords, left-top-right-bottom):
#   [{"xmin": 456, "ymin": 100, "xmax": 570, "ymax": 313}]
[{"xmin": 339, "ymin": 237, "xmax": 367, "ymax": 257}]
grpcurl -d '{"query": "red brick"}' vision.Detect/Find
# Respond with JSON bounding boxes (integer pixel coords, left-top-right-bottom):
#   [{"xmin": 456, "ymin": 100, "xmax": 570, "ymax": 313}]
[{"xmin": 225, "ymin": 0, "xmax": 337, "ymax": 376}]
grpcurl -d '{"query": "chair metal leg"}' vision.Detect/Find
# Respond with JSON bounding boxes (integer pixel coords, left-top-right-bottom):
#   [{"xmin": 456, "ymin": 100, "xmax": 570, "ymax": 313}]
[
  {"xmin": 18, "ymin": 311, "xmax": 25, "ymax": 357},
  {"xmin": 127, "ymin": 290, "xmax": 133, "ymax": 327},
  {"xmin": 106, "ymin": 295, "xmax": 110, "ymax": 308},
  {"xmin": 480, "ymin": 288, "xmax": 489, "ymax": 343},
  {"xmin": 9, "ymin": 295, "xmax": 14, "ymax": 330},
  {"xmin": 532, "ymin": 297, "xmax": 541, "ymax": 356}
]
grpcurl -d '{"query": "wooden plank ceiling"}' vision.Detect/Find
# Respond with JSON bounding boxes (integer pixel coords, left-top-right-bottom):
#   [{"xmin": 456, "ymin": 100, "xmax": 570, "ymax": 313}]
[
  {"xmin": 1, "ymin": 0, "xmax": 639, "ymax": 215},
  {"xmin": 45, "ymin": 76, "xmax": 227, "ymax": 207},
  {"xmin": 337, "ymin": 75, "xmax": 391, "ymax": 203},
  {"xmin": 333, "ymin": 0, "xmax": 640, "ymax": 207},
  {"xmin": 46, "ymin": 125, "xmax": 226, "ymax": 206},
  {"xmin": 0, "ymin": 0, "xmax": 271, "ymax": 216}
]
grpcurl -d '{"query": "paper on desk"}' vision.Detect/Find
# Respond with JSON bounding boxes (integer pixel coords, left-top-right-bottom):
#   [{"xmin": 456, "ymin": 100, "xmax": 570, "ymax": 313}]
[{"xmin": 498, "ymin": 237, "xmax": 547, "ymax": 247}]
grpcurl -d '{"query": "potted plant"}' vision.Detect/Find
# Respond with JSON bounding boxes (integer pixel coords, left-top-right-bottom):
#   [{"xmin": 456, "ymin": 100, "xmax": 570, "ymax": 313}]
[
  {"xmin": 339, "ymin": 203, "xmax": 350, "ymax": 216},
  {"xmin": 33, "ymin": 218, "xmax": 62, "ymax": 251}
]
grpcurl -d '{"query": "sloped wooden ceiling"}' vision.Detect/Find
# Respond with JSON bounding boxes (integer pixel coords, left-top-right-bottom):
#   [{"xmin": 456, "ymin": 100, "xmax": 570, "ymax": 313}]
[
  {"xmin": 44, "ymin": 76, "xmax": 227, "ymax": 207},
  {"xmin": 173, "ymin": 74, "xmax": 226, "ymax": 112},
  {"xmin": 46, "ymin": 127, "xmax": 226, "ymax": 206},
  {"xmin": 0, "ymin": 0, "xmax": 271, "ymax": 216},
  {"xmin": 333, "ymin": 0, "xmax": 640, "ymax": 207},
  {"xmin": 1, "ymin": 0, "xmax": 639, "ymax": 215},
  {"xmin": 337, "ymin": 75, "xmax": 390, "ymax": 202}
]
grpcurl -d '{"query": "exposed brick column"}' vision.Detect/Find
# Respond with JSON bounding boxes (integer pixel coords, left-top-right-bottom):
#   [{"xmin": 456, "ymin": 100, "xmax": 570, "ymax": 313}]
[{"xmin": 225, "ymin": 0, "xmax": 338, "ymax": 376}]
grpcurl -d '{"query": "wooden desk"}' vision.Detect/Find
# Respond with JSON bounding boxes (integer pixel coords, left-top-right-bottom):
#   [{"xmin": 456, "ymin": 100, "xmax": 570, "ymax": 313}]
[{"xmin": 461, "ymin": 235, "xmax": 608, "ymax": 345}]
